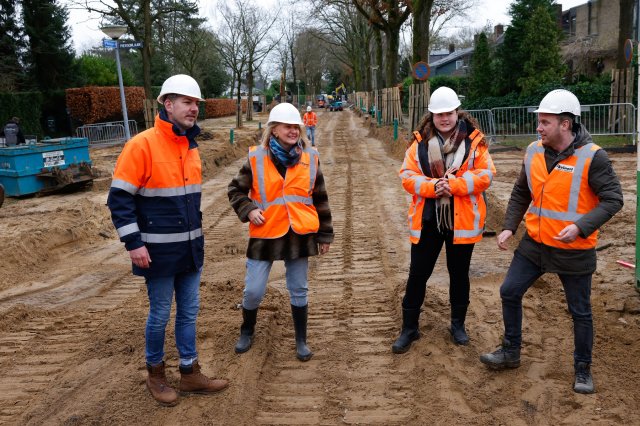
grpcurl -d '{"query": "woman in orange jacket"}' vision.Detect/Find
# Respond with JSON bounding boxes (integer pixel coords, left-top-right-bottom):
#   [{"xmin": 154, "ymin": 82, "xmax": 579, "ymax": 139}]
[
  {"xmin": 228, "ymin": 103, "xmax": 334, "ymax": 361},
  {"xmin": 392, "ymin": 87, "xmax": 496, "ymax": 353}
]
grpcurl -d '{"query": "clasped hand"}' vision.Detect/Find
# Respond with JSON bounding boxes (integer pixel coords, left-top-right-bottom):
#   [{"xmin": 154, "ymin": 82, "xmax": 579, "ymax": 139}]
[{"xmin": 435, "ymin": 178, "xmax": 451, "ymax": 198}]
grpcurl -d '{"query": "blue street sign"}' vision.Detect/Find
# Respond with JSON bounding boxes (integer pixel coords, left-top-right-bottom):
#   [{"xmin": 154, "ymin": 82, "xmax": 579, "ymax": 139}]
[
  {"xmin": 624, "ymin": 39, "xmax": 633, "ymax": 65},
  {"xmin": 102, "ymin": 39, "xmax": 117, "ymax": 49},
  {"xmin": 119, "ymin": 41, "xmax": 143, "ymax": 49},
  {"xmin": 412, "ymin": 62, "xmax": 431, "ymax": 80}
]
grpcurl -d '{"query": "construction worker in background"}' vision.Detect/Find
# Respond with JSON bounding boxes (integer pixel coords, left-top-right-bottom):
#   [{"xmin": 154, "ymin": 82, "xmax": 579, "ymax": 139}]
[
  {"xmin": 228, "ymin": 102, "xmax": 334, "ymax": 362},
  {"xmin": 1, "ymin": 117, "xmax": 26, "ymax": 146},
  {"xmin": 107, "ymin": 74, "xmax": 229, "ymax": 407},
  {"xmin": 302, "ymin": 105, "xmax": 318, "ymax": 146},
  {"xmin": 392, "ymin": 86, "xmax": 495, "ymax": 354},
  {"xmin": 480, "ymin": 89, "xmax": 623, "ymax": 394}
]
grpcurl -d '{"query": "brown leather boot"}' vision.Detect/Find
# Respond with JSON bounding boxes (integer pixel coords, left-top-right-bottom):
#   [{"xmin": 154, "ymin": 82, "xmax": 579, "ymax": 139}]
[
  {"xmin": 179, "ymin": 361, "xmax": 229, "ymax": 394},
  {"xmin": 146, "ymin": 362, "xmax": 178, "ymax": 406}
]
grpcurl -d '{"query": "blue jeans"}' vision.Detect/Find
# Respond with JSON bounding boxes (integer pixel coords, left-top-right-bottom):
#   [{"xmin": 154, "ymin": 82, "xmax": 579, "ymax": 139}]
[
  {"xmin": 243, "ymin": 258, "xmax": 309, "ymax": 310},
  {"xmin": 145, "ymin": 269, "xmax": 201, "ymax": 366},
  {"xmin": 500, "ymin": 251, "xmax": 593, "ymax": 365},
  {"xmin": 306, "ymin": 127, "xmax": 316, "ymax": 146}
]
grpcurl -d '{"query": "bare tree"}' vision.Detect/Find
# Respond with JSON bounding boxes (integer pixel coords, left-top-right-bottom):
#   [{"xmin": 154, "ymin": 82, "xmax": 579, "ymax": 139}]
[
  {"xmin": 214, "ymin": 2, "xmax": 249, "ymax": 128},
  {"xmin": 73, "ymin": 0, "xmax": 199, "ymax": 99},
  {"xmin": 351, "ymin": 0, "xmax": 411, "ymax": 86},
  {"xmin": 310, "ymin": 0, "xmax": 374, "ymax": 91},
  {"xmin": 235, "ymin": 0, "xmax": 279, "ymax": 121}
]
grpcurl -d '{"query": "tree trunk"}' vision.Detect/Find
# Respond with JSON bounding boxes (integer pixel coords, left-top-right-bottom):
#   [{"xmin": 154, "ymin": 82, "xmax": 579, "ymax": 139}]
[
  {"xmin": 412, "ymin": 0, "xmax": 433, "ymax": 83},
  {"xmin": 385, "ymin": 29, "xmax": 399, "ymax": 86},
  {"xmin": 236, "ymin": 71, "xmax": 243, "ymax": 128},
  {"xmin": 246, "ymin": 64, "xmax": 254, "ymax": 122},
  {"xmin": 374, "ymin": 28, "xmax": 384, "ymax": 88},
  {"xmin": 616, "ymin": 0, "xmax": 634, "ymax": 68}
]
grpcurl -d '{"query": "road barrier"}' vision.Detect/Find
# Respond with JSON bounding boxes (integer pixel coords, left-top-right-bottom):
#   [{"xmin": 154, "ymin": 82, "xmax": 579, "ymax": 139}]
[
  {"xmin": 487, "ymin": 103, "xmax": 636, "ymax": 139},
  {"xmin": 75, "ymin": 120, "xmax": 138, "ymax": 146}
]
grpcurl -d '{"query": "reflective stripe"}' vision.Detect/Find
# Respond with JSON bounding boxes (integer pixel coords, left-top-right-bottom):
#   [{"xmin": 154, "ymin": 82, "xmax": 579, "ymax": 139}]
[
  {"xmin": 413, "ymin": 175, "xmax": 428, "ymax": 193},
  {"xmin": 259, "ymin": 194, "xmax": 313, "ymax": 210},
  {"xmin": 462, "ymin": 171, "xmax": 475, "ymax": 193},
  {"xmin": 306, "ymin": 148, "xmax": 318, "ymax": 192},
  {"xmin": 568, "ymin": 144, "xmax": 595, "ymax": 212},
  {"xmin": 528, "ymin": 206, "xmax": 583, "ymax": 222},
  {"xmin": 141, "ymin": 228, "xmax": 203, "ymax": 243},
  {"xmin": 117, "ymin": 222, "xmax": 140, "ymax": 238},
  {"xmin": 111, "ymin": 178, "xmax": 139, "ymax": 195},
  {"xmin": 454, "ymin": 228, "xmax": 483, "ymax": 238},
  {"xmin": 249, "ymin": 148, "xmax": 269, "ymax": 210},
  {"xmin": 138, "ymin": 184, "xmax": 202, "ymax": 197},
  {"xmin": 524, "ymin": 142, "xmax": 545, "ymax": 194},
  {"xmin": 410, "ymin": 228, "xmax": 421, "ymax": 239}
]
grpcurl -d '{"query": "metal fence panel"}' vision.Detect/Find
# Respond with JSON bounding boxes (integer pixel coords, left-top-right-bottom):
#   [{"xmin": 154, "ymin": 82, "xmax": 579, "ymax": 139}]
[
  {"xmin": 489, "ymin": 103, "xmax": 636, "ymax": 139},
  {"xmin": 467, "ymin": 109, "xmax": 496, "ymax": 142},
  {"xmin": 76, "ymin": 120, "xmax": 138, "ymax": 146}
]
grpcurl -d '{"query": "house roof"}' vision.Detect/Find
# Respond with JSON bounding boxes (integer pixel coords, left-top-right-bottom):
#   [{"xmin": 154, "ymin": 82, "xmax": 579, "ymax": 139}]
[{"xmin": 430, "ymin": 47, "xmax": 475, "ymax": 68}]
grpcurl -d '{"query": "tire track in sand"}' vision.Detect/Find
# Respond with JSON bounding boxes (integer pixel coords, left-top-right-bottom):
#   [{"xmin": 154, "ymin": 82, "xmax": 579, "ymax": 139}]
[{"xmin": 253, "ymin": 111, "xmax": 415, "ymax": 424}]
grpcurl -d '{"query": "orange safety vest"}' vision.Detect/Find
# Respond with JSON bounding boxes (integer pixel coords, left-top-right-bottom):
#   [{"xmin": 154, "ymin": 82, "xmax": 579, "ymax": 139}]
[
  {"xmin": 303, "ymin": 112, "xmax": 318, "ymax": 127},
  {"xmin": 399, "ymin": 129, "xmax": 495, "ymax": 244},
  {"xmin": 248, "ymin": 145, "xmax": 320, "ymax": 238},
  {"xmin": 524, "ymin": 141, "xmax": 600, "ymax": 249}
]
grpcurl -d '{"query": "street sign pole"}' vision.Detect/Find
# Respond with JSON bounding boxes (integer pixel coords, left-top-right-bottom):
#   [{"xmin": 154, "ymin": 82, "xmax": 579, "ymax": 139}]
[{"xmin": 114, "ymin": 40, "xmax": 131, "ymax": 141}]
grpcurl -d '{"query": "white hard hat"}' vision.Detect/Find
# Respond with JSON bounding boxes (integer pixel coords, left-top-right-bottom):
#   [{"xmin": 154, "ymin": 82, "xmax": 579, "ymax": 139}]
[
  {"xmin": 534, "ymin": 89, "xmax": 581, "ymax": 116},
  {"xmin": 428, "ymin": 86, "xmax": 461, "ymax": 113},
  {"xmin": 307, "ymin": 106, "xmax": 312, "ymax": 112},
  {"xmin": 157, "ymin": 74, "xmax": 204, "ymax": 104},
  {"xmin": 268, "ymin": 103, "xmax": 303, "ymax": 126}
]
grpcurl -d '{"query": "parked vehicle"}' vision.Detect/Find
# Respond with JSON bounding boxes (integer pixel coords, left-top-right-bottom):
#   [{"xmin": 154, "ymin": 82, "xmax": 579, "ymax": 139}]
[
  {"xmin": 328, "ymin": 100, "xmax": 343, "ymax": 112},
  {"xmin": 316, "ymin": 94, "xmax": 328, "ymax": 108}
]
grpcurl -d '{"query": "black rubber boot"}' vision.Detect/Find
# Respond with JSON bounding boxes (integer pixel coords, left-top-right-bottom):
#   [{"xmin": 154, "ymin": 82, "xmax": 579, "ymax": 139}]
[
  {"xmin": 450, "ymin": 304, "xmax": 470, "ymax": 345},
  {"xmin": 235, "ymin": 307, "xmax": 258, "ymax": 354},
  {"xmin": 480, "ymin": 339, "xmax": 521, "ymax": 369},
  {"xmin": 291, "ymin": 304, "xmax": 313, "ymax": 361},
  {"xmin": 391, "ymin": 308, "xmax": 421, "ymax": 354}
]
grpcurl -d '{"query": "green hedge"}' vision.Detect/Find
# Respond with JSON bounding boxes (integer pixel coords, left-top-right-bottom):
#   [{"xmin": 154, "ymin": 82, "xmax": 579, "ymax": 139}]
[{"xmin": 0, "ymin": 92, "xmax": 44, "ymax": 137}]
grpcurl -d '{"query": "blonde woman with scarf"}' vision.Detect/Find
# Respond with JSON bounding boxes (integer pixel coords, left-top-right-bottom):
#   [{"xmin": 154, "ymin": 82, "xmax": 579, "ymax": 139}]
[
  {"xmin": 228, "ymin": 103, "xmax": 334, "ymax": 361},
  {"xmin": 392, "ymin": 87, "xmax": 496, "ymax": 353}
]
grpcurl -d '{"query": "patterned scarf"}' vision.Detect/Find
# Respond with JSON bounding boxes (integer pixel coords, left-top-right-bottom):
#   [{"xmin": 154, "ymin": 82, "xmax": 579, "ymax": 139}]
[
  {"xmin": 269, "ymin": 136, "xmax": 302, "ymax": 168},
  {"xmin": 427, "ymin": 119, "xmax": 468, "ymax": 231}
]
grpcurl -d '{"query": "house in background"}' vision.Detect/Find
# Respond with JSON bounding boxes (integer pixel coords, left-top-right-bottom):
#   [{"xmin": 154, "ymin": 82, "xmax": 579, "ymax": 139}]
[
  {"xmin": 560, "ymin": 0, "xmax": 635, "ymax": 78},
  {"xmin": 429, "ymin": 25, "xmax": 505, "ymax": 77}
]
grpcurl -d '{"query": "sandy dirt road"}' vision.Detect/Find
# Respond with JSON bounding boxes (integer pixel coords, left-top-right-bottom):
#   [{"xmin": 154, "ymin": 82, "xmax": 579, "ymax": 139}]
[{"xmin": 0, "ymin": 110, "xmax": 638, "ymax": 425}]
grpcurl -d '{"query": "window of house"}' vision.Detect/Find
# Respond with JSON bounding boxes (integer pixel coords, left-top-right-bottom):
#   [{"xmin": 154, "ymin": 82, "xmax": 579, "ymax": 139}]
[{"xmin": 456, "ymin": 60, "xmax": 464, "ymax": 70}]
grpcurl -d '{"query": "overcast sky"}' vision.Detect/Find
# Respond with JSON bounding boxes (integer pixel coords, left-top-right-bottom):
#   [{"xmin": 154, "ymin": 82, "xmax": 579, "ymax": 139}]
[{"xmin": 67, "ymin": 0, "xmax": 591, "ymax": 54}]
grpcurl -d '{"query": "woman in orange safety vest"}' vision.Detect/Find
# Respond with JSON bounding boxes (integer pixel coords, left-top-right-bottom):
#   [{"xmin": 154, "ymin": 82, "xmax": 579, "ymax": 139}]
[
  {"xmin": 392, "ymin": 87, "xmax": 496, "ymax": 354},
  {"xmin": 228, "ymin": 102, "xmax": 334, "ymax": 362}
]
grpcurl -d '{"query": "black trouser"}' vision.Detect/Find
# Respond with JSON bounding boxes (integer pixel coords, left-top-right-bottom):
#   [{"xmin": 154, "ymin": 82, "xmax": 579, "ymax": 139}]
[{"xmin": 402, "ymin": 223, "xmax": 474, "ymax": 310}]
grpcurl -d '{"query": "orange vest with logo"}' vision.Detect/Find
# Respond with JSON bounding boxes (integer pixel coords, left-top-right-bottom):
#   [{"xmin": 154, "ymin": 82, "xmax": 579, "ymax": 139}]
[
  {"xmin": 399, "ymin": 129, "xmax": 496, "ymax": 244},
  {"xmin": 303, "ymin": 112, "xmax": 318, "ymax": 127},
  {"xmin": 524, "ymin": 141, "xmax": 600, "ymax": 249},
  {"xmin": 248, "ymin": 145, "xmax": 320, "ymax": 238}
]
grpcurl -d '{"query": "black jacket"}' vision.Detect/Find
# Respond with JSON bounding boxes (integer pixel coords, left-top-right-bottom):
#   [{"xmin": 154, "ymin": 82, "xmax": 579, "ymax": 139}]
[{"xmin": 503, "ymin": 124, "xmax": 623, "ymax": 274}]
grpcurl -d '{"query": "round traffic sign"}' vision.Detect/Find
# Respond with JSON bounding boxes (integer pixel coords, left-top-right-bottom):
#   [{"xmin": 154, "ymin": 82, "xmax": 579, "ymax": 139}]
[
  {"xmin": 624, "ymin": 39, "xmax": 633, "ymax": 65},
  {"xmin": 412, "ymin": 62, "xmax": 431, "ymax": 80}
]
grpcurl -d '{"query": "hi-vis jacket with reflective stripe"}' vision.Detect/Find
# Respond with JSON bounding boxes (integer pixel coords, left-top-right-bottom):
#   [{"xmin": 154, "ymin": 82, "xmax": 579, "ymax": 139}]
[
  {"xmin": 107, "ymin": 112, "xmax": 203, "ymax": 278},
  {"xmin": 248, "ymin": 145, "xmax": 320, "ymax": 238},
  {"xmin": 399, "ymin": 128, "xmax": 495, "ymax": 244},
  {"xmin": 303, "ymin": 112, "xmax": 317, "ymax": 127},
  {"xmin": 524, "ymin": 141, "xmax": 600, "ymax": 249}
]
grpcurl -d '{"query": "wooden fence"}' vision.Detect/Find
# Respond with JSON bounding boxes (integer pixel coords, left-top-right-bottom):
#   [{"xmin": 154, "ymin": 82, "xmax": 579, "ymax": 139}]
[
  {"xmin": 408, "ymin": 82, "xmax": 430, "ymax": 132},
  {"xmin": 609, "ymin": 68, "xmax": 634, "ymax": 133}
]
